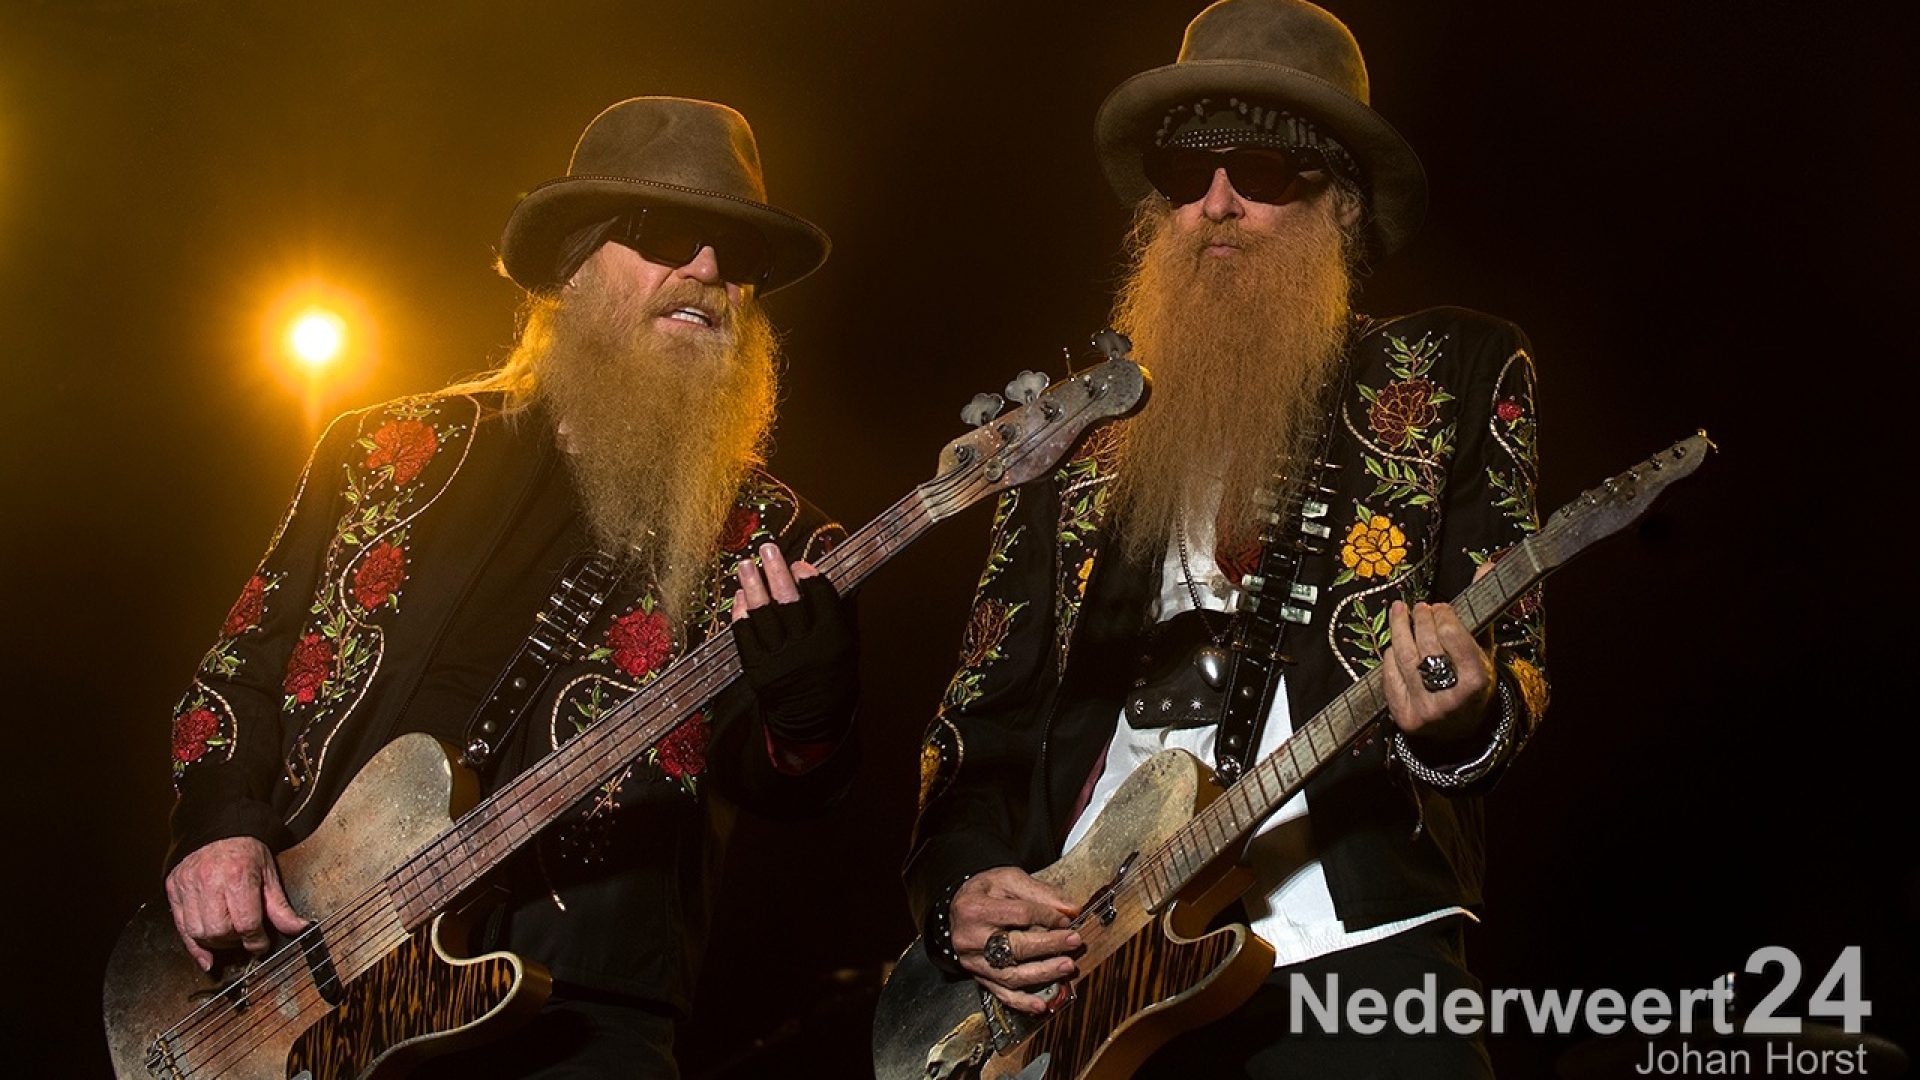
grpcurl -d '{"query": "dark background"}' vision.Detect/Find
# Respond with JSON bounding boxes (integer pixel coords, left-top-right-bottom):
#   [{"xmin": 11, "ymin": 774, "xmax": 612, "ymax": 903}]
[{"xmin": 3, "ymin": 0, "xmax": 1914, "ymax": 1075}]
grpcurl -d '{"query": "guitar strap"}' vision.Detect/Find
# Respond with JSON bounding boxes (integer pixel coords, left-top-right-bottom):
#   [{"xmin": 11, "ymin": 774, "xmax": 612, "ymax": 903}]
[
  {"xmin": 459, "ymin": 550, "xmax": 625, "ymax": 774},
  {"xmin": 1209, "ymin": 351, "xmax": 1355, "ymax": 785},
  {"xmin": 1210, "ymin": 463, "xmax": 1337, "ymax": 783}
]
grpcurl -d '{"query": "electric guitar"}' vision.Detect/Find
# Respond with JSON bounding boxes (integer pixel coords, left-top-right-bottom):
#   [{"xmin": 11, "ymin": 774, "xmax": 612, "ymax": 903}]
[
  {"xmin": 872, "ymin": 432, "xmax": 1717, "ymax": 1080},
  {"xmin": 102, "ymin": 343, "xmax": 1149, "ymax": 1080}
]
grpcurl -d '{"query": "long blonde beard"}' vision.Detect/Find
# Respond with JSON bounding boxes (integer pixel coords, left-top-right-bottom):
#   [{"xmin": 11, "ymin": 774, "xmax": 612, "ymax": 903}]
[
  {"xmin": 510, "ymin": 260, "xmax": 778, "ymax": 627},
  {"xmin": 1107, "ymin": 192, "xmax": 1357, "ymax": 565}
]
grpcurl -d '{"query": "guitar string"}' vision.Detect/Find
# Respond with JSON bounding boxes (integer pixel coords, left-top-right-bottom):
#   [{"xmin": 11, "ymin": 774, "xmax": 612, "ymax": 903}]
[{"xmin": 165, "ymin": 382, "xmax": 1119, "ymax": 1074}]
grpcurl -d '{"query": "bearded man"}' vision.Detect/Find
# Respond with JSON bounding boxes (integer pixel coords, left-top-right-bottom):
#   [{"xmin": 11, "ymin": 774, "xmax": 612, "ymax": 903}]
[
  {"xmin": 160, "ymin": 97, "xmax": 857, "ymax": 1078},
  {"xmin": 906, "ymin": 2, "xmax": 1548, "ymax": 1074}
]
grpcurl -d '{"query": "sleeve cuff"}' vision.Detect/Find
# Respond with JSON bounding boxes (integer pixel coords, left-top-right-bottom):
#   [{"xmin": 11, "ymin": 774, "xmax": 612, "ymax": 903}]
[
  {"xmin": 165, "ymin": 797, "xmax": 284, "ymax": 875},
  {"xmin": 1390, "ymin": 673, "xmax": 1520, "ymax": 790}
]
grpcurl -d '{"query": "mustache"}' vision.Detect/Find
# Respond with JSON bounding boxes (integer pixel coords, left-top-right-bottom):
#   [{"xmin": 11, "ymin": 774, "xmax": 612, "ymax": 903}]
[{"xmin": 1184, "ymin": 218, "xmax": 1267, "ymax": 257}]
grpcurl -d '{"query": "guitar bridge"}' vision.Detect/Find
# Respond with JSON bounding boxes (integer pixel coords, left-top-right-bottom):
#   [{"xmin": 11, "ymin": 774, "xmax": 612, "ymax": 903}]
[{"xmin": 144, "ymin": 1031, "xmax": 187, "ymax": 1080}]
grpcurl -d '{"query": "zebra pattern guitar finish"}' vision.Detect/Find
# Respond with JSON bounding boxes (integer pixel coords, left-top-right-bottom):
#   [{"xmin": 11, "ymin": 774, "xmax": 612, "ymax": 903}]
[
  {"xmin": 1010, "ymin": 916, "xmax": 1256, "ymax": 1080},
  {"xmin": 285, "ymin": 919, "xmax": 535, "ymax": 1079}
]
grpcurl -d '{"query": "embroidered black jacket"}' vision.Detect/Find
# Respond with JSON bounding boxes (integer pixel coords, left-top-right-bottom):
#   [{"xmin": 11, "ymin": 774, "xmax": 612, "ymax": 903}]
[
  {"xmin": 166, "ymin": 390, "xmax": 852, "ymax": 1011},
  {"xmin": 906, "ymin": 307, "xmax": 1549, "ymax": 933}
]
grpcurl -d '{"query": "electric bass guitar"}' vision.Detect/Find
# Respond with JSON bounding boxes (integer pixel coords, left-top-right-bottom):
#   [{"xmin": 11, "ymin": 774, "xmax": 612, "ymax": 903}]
[
  {"xmin": 872, "ymin": 432, "xmax": 1716, "ymax": 1080},
  {"xmin": 103, "ymin": 344, "xmax": 1149, "ymax": 1080}
]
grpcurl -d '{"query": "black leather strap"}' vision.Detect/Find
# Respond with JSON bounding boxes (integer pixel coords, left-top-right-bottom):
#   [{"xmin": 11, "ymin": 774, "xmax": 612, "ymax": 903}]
[
  {"xmin": 459, "ymin": 551, "xmax": 624, "ymax": 772},
  {"xmin": 1211, "ymin": 467, "xmax": 1337, "ymax": 783},
  {"xmin": 1209, "ymin": 355, "xmax": 1354, "ymax": 784}
]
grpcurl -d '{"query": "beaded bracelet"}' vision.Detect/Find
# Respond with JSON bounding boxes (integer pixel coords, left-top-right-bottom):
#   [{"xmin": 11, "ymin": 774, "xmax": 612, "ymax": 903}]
[{"xmin": 1391, "ymin": 675, "xmax": 1519, "ymax": 791}]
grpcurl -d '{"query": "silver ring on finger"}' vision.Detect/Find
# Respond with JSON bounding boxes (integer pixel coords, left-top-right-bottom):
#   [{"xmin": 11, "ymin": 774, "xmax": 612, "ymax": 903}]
[
  {"xmin": 983, "ymin": 931, "xmax": 1017, "ymax": 969},
  {"xmin": 1418, "ymin": 653, "xmax": 1458, "ymax": 693}
]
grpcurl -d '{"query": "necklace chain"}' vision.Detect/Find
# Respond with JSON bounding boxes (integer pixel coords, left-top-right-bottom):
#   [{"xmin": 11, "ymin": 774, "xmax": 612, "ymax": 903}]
[{"xmin": 1175, "ymin": 518, "xmax": 1230, "ymax": 647}]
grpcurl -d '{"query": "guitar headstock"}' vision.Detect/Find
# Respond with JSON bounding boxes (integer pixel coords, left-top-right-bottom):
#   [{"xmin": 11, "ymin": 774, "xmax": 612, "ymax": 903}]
[
  {"xmin": 1534, "ymin": 430, "xmax": 1716, "ymax": 569},
  {"xmin": 924, "ymin": 331, "xmax": 1150, "ymax": 522}
]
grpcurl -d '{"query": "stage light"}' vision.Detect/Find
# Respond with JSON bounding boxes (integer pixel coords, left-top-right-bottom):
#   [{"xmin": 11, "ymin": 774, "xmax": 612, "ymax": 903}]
[{"xmin": 288, "ymin": 309, "xmax": 347, "ymax": 368}]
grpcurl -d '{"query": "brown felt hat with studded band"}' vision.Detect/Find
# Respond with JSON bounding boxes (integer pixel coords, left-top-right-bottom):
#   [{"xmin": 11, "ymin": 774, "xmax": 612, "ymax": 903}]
[
  {"xmin": 500, "ymin": 97, "xmax": 830, "ymax": 294},
  {"xmin": 1095, "ymin": 0, "xmax": 1427, "ymax": 256}
]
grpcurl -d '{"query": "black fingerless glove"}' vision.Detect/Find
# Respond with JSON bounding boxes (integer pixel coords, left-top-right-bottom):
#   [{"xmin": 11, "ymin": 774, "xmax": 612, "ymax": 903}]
[{"xmin": 730, "ymin": 575, "xmax": 859, "ymax": 745}]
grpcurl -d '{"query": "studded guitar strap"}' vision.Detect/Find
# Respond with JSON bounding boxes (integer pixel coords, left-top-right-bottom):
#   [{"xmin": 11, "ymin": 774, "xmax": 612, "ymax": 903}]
[
  {"xmin": 458, "ymin": 550, "xmax": 625, "ymax": 773},
  {"xmin": 1209, "ymin": 356, "xmax": 1354, "ymax": 785}
]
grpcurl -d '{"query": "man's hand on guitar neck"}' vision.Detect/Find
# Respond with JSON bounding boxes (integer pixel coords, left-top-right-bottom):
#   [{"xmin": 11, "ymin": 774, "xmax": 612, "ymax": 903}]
[
  {"xmin": 165, "ymin": 836, "xmax": 308, "ymax": 972},
  {"xmin": 1382, "ymin": 562, "xmax": 1500, "ymax": 747},
  {"xmin": 951, "ymin": 867, "xmax": 1083, "ymax": 1015},
  {"xmin": 731, "ymin": 543, "xmax": 859, "ymax": 774}
]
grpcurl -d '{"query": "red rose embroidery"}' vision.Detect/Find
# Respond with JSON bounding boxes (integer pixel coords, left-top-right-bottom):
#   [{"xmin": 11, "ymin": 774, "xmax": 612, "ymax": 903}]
[
  {"xmin": 1367, "ymin": 378, "xmax": 1440, "ymax": 449},
  {"xmin": 364, "ymin": 419, "xmax": 438, "ymax": 485},
  {"xmin": 656, "ymin": 713, "xmax": 709, "ymax": 780},
  {"xmin": 172, "ymin": 708, "xmax": 220, "ymax": 763},
  {"xmin": 718, "ymin": 507, "xmax": 761, "ymax": 552},
  {"xmin": 1214, "ymin": 534, "xmax": 1262, "ymax": 587},
  {"xmin": 284, "ymin": 633, "xmax": 335, "ymax": 704},
  {"xmin": 352, "ymin": 541, "xmax": 407, "ymax": 610},
  {"xmin": 606, "ymin": 608, "xmax": 673, "ymax": 679},
  {"xmin": 222, "ymin": 575, "xmax": 267, "ymax": 637},
  {"xmin": 1496, "ymin": 398, "xmax": 1524, "ymax": 424}
]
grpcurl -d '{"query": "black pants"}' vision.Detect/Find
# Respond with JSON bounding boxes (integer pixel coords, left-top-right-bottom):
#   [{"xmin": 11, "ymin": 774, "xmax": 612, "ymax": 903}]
[
  {"xmin": 410, "ymin": 985, "xmax": 678, "ymax": 1080},
  {"xmin": 1134, "ymin": 917, "xmax": 1494, "ymax": 1080}
]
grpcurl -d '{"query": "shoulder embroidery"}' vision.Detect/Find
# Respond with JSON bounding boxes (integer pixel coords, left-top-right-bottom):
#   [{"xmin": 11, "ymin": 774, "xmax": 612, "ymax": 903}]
[
  {"xmin": 1328, "ymin": 330, "xmax": 1462, "ymax": 677},
  {"xmin": 1052, "ymin": 426, "xmax": 1121, "ymax": 671},
  {"xmin": 281, "ymin": 395, "xmax": 479, "ymax": 822}
]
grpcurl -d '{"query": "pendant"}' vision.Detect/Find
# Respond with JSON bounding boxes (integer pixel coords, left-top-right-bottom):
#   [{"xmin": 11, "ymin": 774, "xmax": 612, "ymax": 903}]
[{"xmin": 1194, "ymin": 645, "xmax": 1230, "ymax": 690}]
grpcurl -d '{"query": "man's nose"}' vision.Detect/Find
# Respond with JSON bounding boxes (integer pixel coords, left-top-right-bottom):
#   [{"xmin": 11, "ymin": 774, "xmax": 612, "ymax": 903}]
[
  {"xmin": 677, "ymin": 245, "xmax": 724, "ymax": 285},
  {"xmin": 1199, "ymin": 167, "xmax": 1243, "ymax": 222}
]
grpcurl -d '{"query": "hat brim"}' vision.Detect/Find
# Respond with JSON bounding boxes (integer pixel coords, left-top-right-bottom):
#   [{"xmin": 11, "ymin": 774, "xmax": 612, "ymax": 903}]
[
  {"xmin": 499, "ymin": 176, "xmax": 830, "ymax": 295},
  {"xmin": 1096, "ymin": 59, "xmax": 1428, "ymax": 256}
]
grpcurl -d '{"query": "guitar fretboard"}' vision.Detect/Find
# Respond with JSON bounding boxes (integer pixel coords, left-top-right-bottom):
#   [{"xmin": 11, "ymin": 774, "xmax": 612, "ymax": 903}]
[{"xmin": 1135, "ymin": 530, "xmax": 1552, "ymax": 908}]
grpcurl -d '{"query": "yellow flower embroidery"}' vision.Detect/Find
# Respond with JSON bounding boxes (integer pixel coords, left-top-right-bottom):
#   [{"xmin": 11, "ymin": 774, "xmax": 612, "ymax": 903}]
[
  {"xmin": 1075, "ymin": 556, "xmax": 1094, "ymax": 597},
  {"xmin": 1504, "ymin": 656, "xmax": 1550, "ymax": 719},
  {"xmin": 917, "ymin": 738, "xmax": 943, "ymax": 810},
  {"xmin": 1341, "ymin": 515, "xmax": 1408, "ymax": 579}
]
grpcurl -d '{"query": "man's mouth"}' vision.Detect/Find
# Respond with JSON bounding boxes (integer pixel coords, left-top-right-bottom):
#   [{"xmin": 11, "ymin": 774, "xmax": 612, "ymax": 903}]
[{"xmin": 662, "ymin": 305, "xmax": 717, "ymax": 329}]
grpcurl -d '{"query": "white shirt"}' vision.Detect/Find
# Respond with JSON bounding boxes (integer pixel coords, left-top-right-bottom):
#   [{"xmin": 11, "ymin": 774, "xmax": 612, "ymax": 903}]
[{"xmin": 1059, "ymin": 516, "xmax": 1469, "ymax": 966}]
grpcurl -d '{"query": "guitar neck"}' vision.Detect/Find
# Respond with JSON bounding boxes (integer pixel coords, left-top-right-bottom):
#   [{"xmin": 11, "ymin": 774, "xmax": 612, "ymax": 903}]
[
  {"xmin": 361, "ymin": 354, "xmax": 1145, "ymax": 926},
  {"xmin": 385, "ymin": 487, "xmax": 948, "ymax": 924},
  {"xmin": 1138, "ymin": 536, "xmax": 1551, "ymax": 907}
]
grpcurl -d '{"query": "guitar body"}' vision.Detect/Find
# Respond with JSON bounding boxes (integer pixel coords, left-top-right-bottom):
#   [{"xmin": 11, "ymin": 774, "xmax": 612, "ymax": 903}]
[
  {"xmin": 874, "ymin": 749, "xmax": 1275, "ymax": 1080},
  {"xmin": 103, "ymin": 734, "xmax": 551, "ymax": 1079}
]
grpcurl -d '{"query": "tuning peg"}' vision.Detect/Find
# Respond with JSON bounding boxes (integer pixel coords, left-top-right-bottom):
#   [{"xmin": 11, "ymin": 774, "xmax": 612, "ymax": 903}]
[
  {"xmin": 961, "ymin": 392, "xmax": 1005, "ymax": 427},
  {"xmin": 1005, "ymin": 370, "xmax": 1050, "ymax": 405},
  {"xmin": 1091, "ymin": 328, "xmax": 1132, "ymax": 360}
]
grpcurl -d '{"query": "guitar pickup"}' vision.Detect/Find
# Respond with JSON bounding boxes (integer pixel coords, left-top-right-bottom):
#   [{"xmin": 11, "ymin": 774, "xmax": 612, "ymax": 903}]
[{"xmin": 299, "ymin": 931, "xmax": 345, "ymax": 1007}]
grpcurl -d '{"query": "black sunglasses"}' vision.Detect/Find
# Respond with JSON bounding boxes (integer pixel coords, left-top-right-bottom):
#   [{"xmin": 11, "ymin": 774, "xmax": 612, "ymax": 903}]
[
  {"xmin": 609, "ymin": 208, "xmax": 773, "ymax": 288},
  {"xmin": 1143, "ymin": 145, "xmax": 1328, "ymax": 206}
]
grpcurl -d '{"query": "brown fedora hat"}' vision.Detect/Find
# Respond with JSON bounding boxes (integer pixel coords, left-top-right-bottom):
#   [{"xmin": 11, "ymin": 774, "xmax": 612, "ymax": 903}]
[
  {"xmin": 1095, "ymin": 0, "xmax": 1427, "ymax": 255},
  {"xmin": 500, "ymin": 97, "xmax": 829, "ymax": 294}
]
